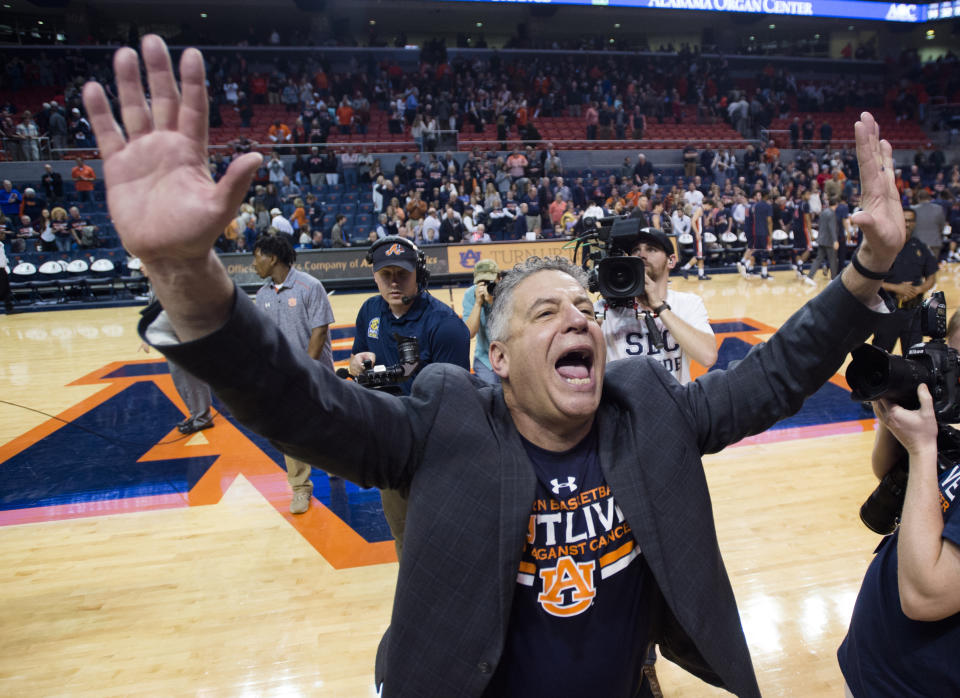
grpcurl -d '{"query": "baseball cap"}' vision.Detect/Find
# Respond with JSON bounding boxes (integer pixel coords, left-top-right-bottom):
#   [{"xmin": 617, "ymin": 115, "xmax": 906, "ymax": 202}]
[
  {"xmin": 371, "ymin": 238, "xmax": 418, "ymax": 273},
  {"xmin": 269, "ymin": 207, "xmax": 282, "ymax": 217},
  {"xmin": 633, "ymin": 228, "xmax": 674, "ymax": 256},
  {"xmin": 473, "ymin": 259, "xmax": 499, "ymax": 283}
]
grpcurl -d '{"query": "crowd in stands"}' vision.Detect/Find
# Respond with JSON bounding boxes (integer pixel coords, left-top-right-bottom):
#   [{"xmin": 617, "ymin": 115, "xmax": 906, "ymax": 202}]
[
  {"xmin": 207, "ymin": 134, "xmax": 960, "ymax": 272},
  {"xmin": 0, "ymin": 158, "xmax": 109, "ymax": 256},
  {"xmin": 1, "ymin": 40, "xmax": 958, "ymax": 279},
  {"xmin": 1, "ymin": 43, "xmax": 957, "ymax": 164}
]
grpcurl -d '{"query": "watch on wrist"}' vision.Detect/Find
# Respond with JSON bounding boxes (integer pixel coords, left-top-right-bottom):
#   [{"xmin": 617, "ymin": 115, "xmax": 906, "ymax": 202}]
[{"xmin": 652, "ymin": 300, "xmax": 671, "ymax": 315}]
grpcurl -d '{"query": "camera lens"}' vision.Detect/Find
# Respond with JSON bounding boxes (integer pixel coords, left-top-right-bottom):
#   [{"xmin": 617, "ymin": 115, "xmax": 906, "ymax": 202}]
[
  {"xmin": 485, "ymin": 281, "xmax": 497, "ymax": 295},
  {"xmin": 597, "ymin": 256, "xmax": 646, "ymax": 299}
]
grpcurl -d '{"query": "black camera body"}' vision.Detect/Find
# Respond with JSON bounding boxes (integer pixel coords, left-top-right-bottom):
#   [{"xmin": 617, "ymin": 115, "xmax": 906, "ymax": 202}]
[
  {"xmin": 576, "ymin": 216, "xmax": 649, "ymax": 306},
  {"xmin": 846, "ymin": 291, "xmax": 960, "ymax": 534},
  {"xmin": 352, "ymin": 333, "xmax": 421, "ymax": 394}
]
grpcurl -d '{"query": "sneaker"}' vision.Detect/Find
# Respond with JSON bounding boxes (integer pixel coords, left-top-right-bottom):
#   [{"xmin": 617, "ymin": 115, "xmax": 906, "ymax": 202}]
[
  {"xmin": 179, "ymin": 417, "xmax": 214, "ymax": 434},
  {"xmin": 803, "ymin": 276, "xmax": 817, "ymax": 287},
  {"xmin": 176, "ymin": 416, "xmax": 193, "ymax": 430},
  {"xmin": 698, "ymin": 274, "xmax": 712, "ymax": 281},
  {"xmin": 763, "ymin": 274, "xmax": 774, "ymax": 281},
  {"xmin": 290, "ymin": 489, "xmax": 312, "ymax": 515},
  {"xmin": 680, "ymin": 267, "xmax": 689, "ymax": 280},
  {"xmin": 794, "ymin": 267, "xmax": 803, "ymax": 281},
  {"xmin": 737, "ymin": 262, "xmax": 748, "ymax": 279}
]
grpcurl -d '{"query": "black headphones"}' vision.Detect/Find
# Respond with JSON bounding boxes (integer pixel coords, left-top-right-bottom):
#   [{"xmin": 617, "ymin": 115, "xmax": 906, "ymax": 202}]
[{"xmin": 365, "ymin": 235, "xmax": 431, "ymax": 294}]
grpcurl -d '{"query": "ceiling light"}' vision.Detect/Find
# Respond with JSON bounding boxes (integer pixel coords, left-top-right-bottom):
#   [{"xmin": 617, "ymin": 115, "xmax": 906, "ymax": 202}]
[
  {"xmin": 200, "ymin": 12, "xmax": 208, "ymax": 18},
  {"xmin": 476, "ymin": 22, "xmax": 483, "ymax": 28},
  {"xmin": 614, "ymin": 23, "xmax": 621, "ymax": 28},
  {"xmin": 369, "ymin": 19, "xmax": 376, "ymax": 25},
  {"xmin": 769, "ymin": 23, "xmax": 776, "ymax": 29}
]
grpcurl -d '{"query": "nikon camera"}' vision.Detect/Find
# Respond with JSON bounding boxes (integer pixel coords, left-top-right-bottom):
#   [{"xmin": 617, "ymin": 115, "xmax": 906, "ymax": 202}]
[
  {"xmin": 846, "ymin": 291, "xmax": 960, "ymax": 534},
  {"xmin": 336, "ymin": 333, "xmax": 421, "ymax": 395}
]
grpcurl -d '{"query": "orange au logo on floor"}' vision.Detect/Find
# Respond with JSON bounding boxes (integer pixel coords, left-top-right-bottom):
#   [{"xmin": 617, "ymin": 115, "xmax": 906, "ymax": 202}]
[{"xmin": 0, "ymin": 357, "xmax": 396, "ymax": 570}]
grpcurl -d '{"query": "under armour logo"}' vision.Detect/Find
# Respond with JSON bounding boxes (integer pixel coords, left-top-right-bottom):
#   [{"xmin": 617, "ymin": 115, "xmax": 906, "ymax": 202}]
[{"xmin": 550, "ymin": 477, "xmax": 577, "ymax": 495}]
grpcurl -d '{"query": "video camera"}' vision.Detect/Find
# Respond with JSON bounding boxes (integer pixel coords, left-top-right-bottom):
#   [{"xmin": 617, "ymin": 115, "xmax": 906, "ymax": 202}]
[
  {"xmin": 573, "ymin": 215, "xmax": 667, "ymax": 349},
  {"xmin": 846, "ymin": 291, "xmax": 960, "ymax": 534},
  {"xmin": 337, "ymin": 333, "xmax": 421, "ymax": 395},
  {"xmin": 575, "ymin": 216, "xmax": 648, "ymax": 305}
]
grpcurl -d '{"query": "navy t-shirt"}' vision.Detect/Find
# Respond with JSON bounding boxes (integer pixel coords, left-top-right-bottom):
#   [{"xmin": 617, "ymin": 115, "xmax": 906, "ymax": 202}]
[
  {"xmin": 838, "ymin": 460, "xmax": 960, "ymax": 696},
  {"xmin": 484, "ymin": 425, "xmax": 653, "ymax": 697}
]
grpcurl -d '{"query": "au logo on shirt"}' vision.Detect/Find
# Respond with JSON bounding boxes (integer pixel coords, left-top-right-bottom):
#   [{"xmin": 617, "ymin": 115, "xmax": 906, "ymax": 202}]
[
  {"xmin": 367, "ymin": 317, "xmax": 380, "ymax": 339},
  {"xmin": 537, "ymin": 556, "xmax": 597, "ymax": 617}
]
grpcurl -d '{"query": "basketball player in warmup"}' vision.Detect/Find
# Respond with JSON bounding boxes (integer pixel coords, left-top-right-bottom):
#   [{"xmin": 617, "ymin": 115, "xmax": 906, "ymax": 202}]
[
  {"xmin": 792, "ymin": 188, "xmax": 815, "ymax": 279},
  {"xmin": 738, "ymin": 191, "xmax": 775, "ymax": 280},
  {"xmin": 678, "ymin": 202, "xmax": 711, "ymax": 281}
]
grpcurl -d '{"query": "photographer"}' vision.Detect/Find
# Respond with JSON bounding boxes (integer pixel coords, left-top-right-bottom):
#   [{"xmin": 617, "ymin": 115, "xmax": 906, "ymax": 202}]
[
  {"xmin": 348, "ymin": 236, "xmax": 470, "ymax": 556},
  {"xmin": 462, "ymin": 259, "xmax": 500, "ymax": 385},
  {"xmin": 838, "ymin": 311, "xmax": 960, "ymax": 696},
  {"xmin": 872, "ymin": 208, "xmax": 938, "ymax": 355},
  {"xmin": 597, "ymin": 228, "xmax": 717, "ymax": 384}
]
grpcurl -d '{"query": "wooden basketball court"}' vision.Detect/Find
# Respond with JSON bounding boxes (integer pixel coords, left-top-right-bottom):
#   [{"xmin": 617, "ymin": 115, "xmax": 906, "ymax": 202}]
[{"xmin": 3, "ymin": 266, "xmax": 959, "ymax": 696}]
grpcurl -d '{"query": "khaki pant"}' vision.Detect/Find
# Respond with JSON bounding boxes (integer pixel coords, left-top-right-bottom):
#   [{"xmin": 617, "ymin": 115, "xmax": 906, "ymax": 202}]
[
  {"xmin": 284, "ymin": 455, "xmax": 313, "ymax": 494},
  {"xmin": 380, "ymin": 488, "xmax": 408, "ymax": 560}
]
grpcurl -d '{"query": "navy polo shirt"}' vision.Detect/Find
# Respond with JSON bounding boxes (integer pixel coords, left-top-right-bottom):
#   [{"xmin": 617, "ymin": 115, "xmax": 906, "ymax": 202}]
[{"xmin": 351, "ymin": 291, "xmax": 470, "ymax": 395}]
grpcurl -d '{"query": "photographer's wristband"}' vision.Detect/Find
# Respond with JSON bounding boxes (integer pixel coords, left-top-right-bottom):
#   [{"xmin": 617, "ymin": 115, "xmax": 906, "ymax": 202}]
[
  {"xmin": 851, "ymin": 251, "xmax": 891, "ymax": 281},
  {"xmin": 652, "ymin": 301, "xmax": 671, "ymax": 316}
]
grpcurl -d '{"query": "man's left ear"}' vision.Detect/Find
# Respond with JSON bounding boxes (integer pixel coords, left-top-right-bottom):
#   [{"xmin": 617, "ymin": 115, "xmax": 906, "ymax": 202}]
[{"xmin": 666, "ymin": 254, "xmax": 677, "ymax": 269}]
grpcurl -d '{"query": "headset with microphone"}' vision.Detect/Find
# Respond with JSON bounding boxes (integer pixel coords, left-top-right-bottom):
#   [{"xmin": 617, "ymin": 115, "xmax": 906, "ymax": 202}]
[{"xmin": 365, "ymin": 235, "xmax": 431, "ymax": 305}]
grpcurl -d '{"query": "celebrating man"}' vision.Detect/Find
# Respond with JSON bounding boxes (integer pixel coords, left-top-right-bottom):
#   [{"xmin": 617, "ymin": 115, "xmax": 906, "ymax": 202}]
[{"xmin": 86, "ymin": 36, "xmax": 906, "ymax": 698}]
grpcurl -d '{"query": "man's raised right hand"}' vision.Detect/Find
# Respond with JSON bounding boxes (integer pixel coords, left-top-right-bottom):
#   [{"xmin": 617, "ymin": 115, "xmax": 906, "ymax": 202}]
[{"xmin": 82, "ymin": 35, "xmax": 261, "ymax": 267}]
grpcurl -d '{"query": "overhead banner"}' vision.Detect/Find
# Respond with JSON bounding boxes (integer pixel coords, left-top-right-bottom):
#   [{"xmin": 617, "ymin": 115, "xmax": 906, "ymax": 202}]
[
  {"xmin": 221, "ymin": 246, "xmax": 450, "ymax": 286},
  {"xmin": 445, "ymin": 240, "xmax": 576, "ymax": 274},
  {"xmin": 428, "ymin": 0, "xmax": 929, "ymax": 22},
  {"xmin": 221, "ymin": 241, "xmax": 577, "ymax": 286}
]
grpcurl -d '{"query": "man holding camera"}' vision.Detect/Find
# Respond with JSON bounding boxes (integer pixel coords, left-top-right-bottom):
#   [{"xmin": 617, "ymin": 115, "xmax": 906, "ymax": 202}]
[
  {"xmin": 597, "ymin": 228, "xmax": 717, "ymax": 384},
  {"xmin": 253, "ymin": 233, "xmax": 335, "ymax": 514},
  {"xmin": 348, "ymin": 236, "xmax": 470, "ymax": 556},
  {"xmin": 871, "ymin": 207, "xmax": 938, "ymax": 355},
  {"xmin": 838, "ymin": 309, "xmax": 960, "ymax": 696},
  {"xmin": 462, "ymin": 259, "xmax": 500, "ymax": 385},
  {"xmin": 91, "ymin": 38, "xmax": 907, "ymax": 697}
]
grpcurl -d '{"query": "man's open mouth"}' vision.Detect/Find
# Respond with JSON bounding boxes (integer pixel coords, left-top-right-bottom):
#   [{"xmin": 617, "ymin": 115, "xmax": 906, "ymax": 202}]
[{"xmin": 555, "ymin": 349, "xmax": 593, "ymax": 385}]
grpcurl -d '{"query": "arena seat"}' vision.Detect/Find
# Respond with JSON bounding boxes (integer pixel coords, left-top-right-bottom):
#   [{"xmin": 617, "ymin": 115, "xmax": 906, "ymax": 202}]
[
  {"xmin": 119, "ymin": 258, "xmax": 149, "ymax": 298},
  {"xmin": 33, "ymin": 260, "xmax": 68, "ymax": 303},
  {"xmin": 88, "ymin": 258, "xmax": 120, "ymax": 298},
  {"xmin": 9, "ymin": 262, "xmax": 39, "ymax": 305}
]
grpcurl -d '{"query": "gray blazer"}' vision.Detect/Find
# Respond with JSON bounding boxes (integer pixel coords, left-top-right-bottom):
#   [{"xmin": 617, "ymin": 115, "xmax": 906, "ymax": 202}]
[{"xmin": 145, "ymin": 276, "xmax": 883, "ymax": 697}]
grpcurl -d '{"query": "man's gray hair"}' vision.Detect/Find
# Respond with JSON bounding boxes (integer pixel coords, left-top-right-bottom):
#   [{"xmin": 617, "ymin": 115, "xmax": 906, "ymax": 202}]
[{"xmin": 487, "ymin": 256, "xmax": 590, "ymax": 343}]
